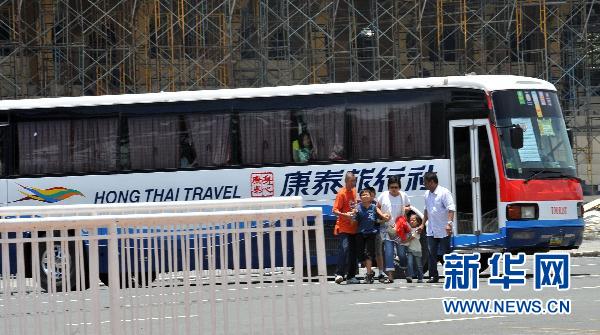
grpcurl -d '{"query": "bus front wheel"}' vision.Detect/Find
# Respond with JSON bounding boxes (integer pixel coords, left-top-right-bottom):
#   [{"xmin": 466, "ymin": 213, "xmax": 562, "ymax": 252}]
[
  {"xmin": 100, "ymin": 272, "xmax": 157, "ymax": 288},
  {"xmin": 478, "ymin": 253, "xmax": 491, "ymax": 273}
]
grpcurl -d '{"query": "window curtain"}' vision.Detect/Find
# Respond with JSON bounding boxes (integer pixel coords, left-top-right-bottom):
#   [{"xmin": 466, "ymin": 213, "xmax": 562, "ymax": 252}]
[
  {"xmin": 390, "ymin": 103, "xmax": 431, "ymax": 157},
  {"xmin": 239, "ymin": 111, "xmax": 291, "ymax": 165},
  {"xmin": 18, "ymin": 120, "xmax": 72, "ymax": 174},
  {"xmin": 349, "ymin": 105, "xmax": 390, "ymax": 160},
  {"xmin": 185, "ymin": 113, "xmax": 231, "ymax": 166},
  {"xmin": 301, "ymin": 106, "xmax": 346, "ymax": 160},
  {"xmin": 0, "ymin": 130, "xmax": 4, "ymax": 175},
  {"xmin": 72, "ymin": 118, "xmax": 119, "ymax": 172},
  {"xmin": 128, "ymin": 115, "xmax": 180, "ymax": 169}
]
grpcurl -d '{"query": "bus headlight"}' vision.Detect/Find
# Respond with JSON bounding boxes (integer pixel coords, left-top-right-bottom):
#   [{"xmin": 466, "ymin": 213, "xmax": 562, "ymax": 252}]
[
  {"xmin": 521, "ymin": 205, "xmax": 537, "ymax": 219},
  {"xmin": 506, "ymin": 204, "xmax": 539, "ymax": 220}
]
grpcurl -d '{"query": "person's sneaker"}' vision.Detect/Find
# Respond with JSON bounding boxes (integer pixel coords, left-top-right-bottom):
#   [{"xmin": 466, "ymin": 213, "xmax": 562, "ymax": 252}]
[
  {"xmin": 377, "ymin": 273, "xmax": 387, "ymax": 283},
  {"xmin": 417, "ymin": 279, "xmax": 423, "ymax": 283},
  {"xmin": 427, "ymin": 277, "xmax": 439, "ymax": 283},
  {"xmin": 346, "ymin": 277, "xmax": 360, "ymax": 284},
  {"xmin": 406, "ymin": 276, "xmax": 413, "ymax": 283},
  {"xmin": 334, "ymin": 275, "xmax": 344, "ymax": 284}
]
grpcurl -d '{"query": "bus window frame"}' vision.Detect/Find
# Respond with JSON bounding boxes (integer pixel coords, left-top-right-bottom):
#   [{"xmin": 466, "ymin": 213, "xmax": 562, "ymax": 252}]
[{"xmin": 1, "ymin": 87, "xmax": 488, "ymax": 179}]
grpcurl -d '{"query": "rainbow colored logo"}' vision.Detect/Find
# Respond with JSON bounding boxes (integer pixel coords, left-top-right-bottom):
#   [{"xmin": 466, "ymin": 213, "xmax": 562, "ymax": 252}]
[{"xmin": 13, "ymin": 184, "xmax": 84, "ymax": 203}]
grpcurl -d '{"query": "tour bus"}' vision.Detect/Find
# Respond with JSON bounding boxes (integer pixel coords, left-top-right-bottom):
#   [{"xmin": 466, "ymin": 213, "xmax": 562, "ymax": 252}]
[{"xmin": 0, "ymin": 75, "xmax": 584, "ymax": 288}]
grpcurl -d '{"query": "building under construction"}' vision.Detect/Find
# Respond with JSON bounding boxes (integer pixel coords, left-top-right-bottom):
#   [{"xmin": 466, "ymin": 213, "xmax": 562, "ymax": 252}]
[{"xmin": 0, "ymin": 0, "xmax": 599, "ymax": 190}]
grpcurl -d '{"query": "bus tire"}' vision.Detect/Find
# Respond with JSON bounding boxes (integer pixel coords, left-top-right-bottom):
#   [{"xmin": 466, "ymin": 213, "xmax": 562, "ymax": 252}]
[
  {"xmin": 300, "ymin": 265, "xmax": 336, "ymax": 281},
  {"xmin": 99, "ymin": 273, "xmax": 109, "ymax": 287},
  {"xmin": 100, "ymin": 272, "xmax": 156, "ymax": 288},
  {"xmin": 39, "ymin": 241, "xmax": 77, "ymax": 292},
  {"xmin": 127, "ymin": 271, "xmax": 156, "ymax": 288},
  {"xmin": 478, "ymin": 253, "xmax": 491, "ymax": 273}
]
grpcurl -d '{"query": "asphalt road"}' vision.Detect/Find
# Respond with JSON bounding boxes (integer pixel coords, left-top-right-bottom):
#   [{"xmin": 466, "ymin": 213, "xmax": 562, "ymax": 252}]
[
  {"xmin": 327, "ymin": 255, "xmax": 600, "ymax": 335},
  {"xmin": 1, "ymin": 255, "xmax": 598, "ymax": 335}
]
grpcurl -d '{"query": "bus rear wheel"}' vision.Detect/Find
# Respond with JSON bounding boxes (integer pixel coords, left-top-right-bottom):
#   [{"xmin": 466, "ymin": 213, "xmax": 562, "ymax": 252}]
[{"xmin": 39, "ymin": 242, "xmax": 76, "ymax": 292}]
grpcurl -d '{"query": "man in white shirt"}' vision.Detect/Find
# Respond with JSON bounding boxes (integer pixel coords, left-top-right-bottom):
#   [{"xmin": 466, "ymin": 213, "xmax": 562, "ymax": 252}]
[{"xmin": 422, "ymin": 172, "xmax": 455, "ymax": 283}]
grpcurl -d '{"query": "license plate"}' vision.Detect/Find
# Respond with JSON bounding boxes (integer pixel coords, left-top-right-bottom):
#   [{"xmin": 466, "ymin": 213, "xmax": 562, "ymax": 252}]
[{"xmin": 549, "ymin": 236, "xmax": 563, "ymax": 246}]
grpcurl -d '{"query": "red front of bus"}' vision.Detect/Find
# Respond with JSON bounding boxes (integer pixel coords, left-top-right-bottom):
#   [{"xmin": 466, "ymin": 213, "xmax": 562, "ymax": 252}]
[{"xmin": 491, "ymin": 90, "xmax": 584, "ymax": 252}]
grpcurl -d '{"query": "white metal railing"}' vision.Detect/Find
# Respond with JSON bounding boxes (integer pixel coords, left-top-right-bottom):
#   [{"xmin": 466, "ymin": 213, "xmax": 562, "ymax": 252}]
[
  {"xmin": 0, "ymin": 206, "xmax": 328, "ymax": 335},
  {"xmin": 0, "ymin": 196, "xmax": 303, "ymax": 217}
]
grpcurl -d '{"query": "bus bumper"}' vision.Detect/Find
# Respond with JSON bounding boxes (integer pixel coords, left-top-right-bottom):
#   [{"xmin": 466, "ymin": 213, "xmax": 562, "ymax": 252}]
[{"xmin": 505, "ymin": 219, "xmax": 585, "ymax": 252}]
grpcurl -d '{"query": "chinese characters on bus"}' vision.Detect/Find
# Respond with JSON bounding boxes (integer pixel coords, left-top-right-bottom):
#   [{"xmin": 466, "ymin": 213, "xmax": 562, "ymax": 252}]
[
  {"xmin": 251, "ymin": 172, "xmax": 275, "ymax": 197},
  {"xmin": 279, "ymin": 164, "xmax": 435, "ymax": 196}
]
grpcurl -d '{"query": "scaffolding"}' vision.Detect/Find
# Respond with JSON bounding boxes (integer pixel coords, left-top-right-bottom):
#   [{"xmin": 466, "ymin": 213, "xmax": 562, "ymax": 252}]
[{"xmin": 0, "ymin": 0, "xmax": 599, "ymax": 188}]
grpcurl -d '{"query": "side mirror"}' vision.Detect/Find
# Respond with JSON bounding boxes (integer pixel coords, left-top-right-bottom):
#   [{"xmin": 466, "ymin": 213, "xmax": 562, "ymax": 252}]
[{"xmin": 510, "ymin": 125, "xmax": 524, "ymax": 149}]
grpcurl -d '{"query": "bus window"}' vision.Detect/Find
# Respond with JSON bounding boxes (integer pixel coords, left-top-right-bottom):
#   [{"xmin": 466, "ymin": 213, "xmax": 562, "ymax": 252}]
[
  {"xmin": 238, "ymin": 111, "xmax": 293, "ymax": 165},
  {"xmin": 493, "ymin": 90, "xmax": 576, "ymax": 179},
  {"xmin": 128, "ymin": 115, "xmax": 180, "ymax": 170},
  {"xmin": 0, "ymin": 128, "xmax": 4, "ymax": 176},
  {"xmin": 298, "ymin": 106, "xmax": 346, "ymax": 161},
  {"xmin": 184, "ymin": 113, "xmax": 231, "ymax": 167},
  {"xmin": 18, "ymin": 120, "xmax": 72, "ymax": 174},
  {"xmin": 390, "ymin": 103, "xmax": 432, "ymax": 158},
  {"xmin": 348, "ymin": 104, "xmax": 391, "ymax": 160},
  {"xmin": 72, "ymin": 118, "xmax": 119, "ymax": 172},
  {"xmin": 17, "ymin": 118, "xmax": 120, "ymax": 175},
  {"xmin": 347, "ymin": 102, "xmax": 433, "ymax": 161}
]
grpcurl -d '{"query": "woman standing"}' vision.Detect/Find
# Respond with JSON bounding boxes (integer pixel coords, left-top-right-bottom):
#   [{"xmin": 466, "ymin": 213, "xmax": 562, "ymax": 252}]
[{"xmin": 376, "ymin": 175, "xmax": 411, "ymax": 283}]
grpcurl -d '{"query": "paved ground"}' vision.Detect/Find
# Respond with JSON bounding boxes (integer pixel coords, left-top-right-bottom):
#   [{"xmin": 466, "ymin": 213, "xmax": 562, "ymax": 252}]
[
  {"xmin": 327, "ymin": 255, "xmax": 600, "ymax": 335},
  {"xmin": 1, "ymin": 254, "xmax": 598, "ymax": 335},
  {"xmin": 571, "ymin": 239, "xmax": 600, "ymax": 257},
  {"xmin": 2, "ymin": 228, "xmax": 599, "ymax": 334},
  {"xmin": 584, "ymin": 196, "xmax": 600, "ymax": 240}
]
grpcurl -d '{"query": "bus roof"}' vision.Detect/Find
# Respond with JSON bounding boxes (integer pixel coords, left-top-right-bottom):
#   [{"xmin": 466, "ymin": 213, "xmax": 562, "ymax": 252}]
[{"xmin": 0, "ymin": 75, "xmax": 556, "ymax": 111}]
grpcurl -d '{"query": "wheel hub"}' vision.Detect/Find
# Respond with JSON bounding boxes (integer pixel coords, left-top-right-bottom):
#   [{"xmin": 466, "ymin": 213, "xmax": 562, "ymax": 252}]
[{"xmin": 41, "ymin": 244, "xmax": 65, "ymax": 280}]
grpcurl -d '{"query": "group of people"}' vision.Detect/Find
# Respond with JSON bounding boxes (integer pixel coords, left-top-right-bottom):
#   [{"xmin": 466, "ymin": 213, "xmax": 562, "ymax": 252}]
[{"xmin": 332, "ymin": 171, "xmax": 455, "ymax": 284}]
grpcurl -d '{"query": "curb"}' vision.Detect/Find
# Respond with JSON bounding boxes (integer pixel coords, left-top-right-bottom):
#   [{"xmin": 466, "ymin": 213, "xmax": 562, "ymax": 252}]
[{"xmin": 570, "ymin": 250, "xmax": 600, "ymax": 257}]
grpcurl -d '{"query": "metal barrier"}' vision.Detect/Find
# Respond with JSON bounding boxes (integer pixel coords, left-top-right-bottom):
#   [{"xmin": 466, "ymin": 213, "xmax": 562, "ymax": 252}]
[
  {"xmin": 0, "ymin": 196, "xmax": 303, "ymax": 217},
  {"xmin": 0, "ymin": 207, "xmax": 329, "ymax": 335}
]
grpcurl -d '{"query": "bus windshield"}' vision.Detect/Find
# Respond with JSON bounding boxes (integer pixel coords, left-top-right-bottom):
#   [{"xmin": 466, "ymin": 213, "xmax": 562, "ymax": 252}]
[{"xmin": 492, "ymin": 90, "xmax": 576, "ymax": 180}]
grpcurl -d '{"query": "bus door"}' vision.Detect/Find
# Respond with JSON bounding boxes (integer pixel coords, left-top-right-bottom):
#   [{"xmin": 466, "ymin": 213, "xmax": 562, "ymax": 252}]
[{"xmin": 449, "ymin": 120, "xmax": 499, "ymax": 250}]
